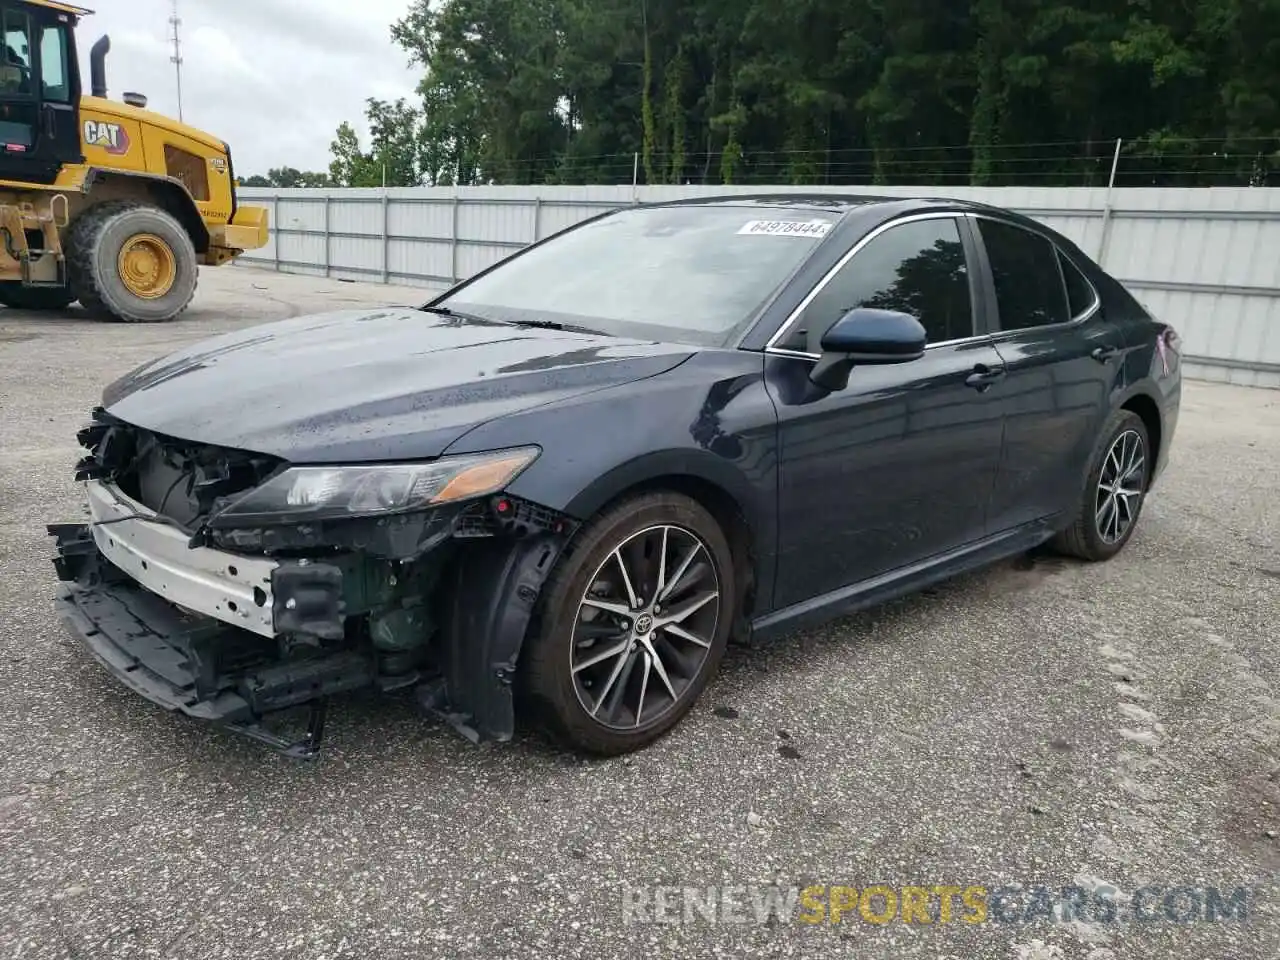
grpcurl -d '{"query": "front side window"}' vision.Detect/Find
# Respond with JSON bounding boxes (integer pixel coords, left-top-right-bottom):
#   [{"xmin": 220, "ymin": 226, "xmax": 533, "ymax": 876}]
[
  {"xmin": 776, "ymin": 217, "xmax": 974, "ymax": 354},
  {"xmin": 38, "ymin": 24, "xmax": 69, "ymax": 102},
  {"xmin": 977, "ymin": 219, "xmax": 1071, "ymax": 331},
  {"xmin": 440, "ymin": 204, "xmax": 837, "ymax": 347},
  {"xmin": 0, "ymin": 9, "xmax": 32, "ymax": 96}
]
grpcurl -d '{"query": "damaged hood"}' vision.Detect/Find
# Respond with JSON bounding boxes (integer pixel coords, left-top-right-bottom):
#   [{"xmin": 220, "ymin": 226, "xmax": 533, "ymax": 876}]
[{"xmin": 102, "ymin": 307, "xmax": 695, "ymax": 462}]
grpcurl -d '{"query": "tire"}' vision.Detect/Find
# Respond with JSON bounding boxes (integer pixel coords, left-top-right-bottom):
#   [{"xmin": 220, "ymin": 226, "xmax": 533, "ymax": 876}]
[
  {"xmin": 66, "ymin": 201, "xmax": 198, "ymax": 322},
  {"xmin": 0, "ymin": 282, "xmax": 75, "ymax": 310},
  {"xmin": 522, "ymin": 491, "xmax": 737, "ymax": 755},
  {"xmin": 1051, "ymin": 409, "xmax": 1151, "ymax": 562}
]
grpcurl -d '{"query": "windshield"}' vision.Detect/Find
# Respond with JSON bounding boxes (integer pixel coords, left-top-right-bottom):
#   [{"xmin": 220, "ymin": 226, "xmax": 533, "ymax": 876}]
[{"xmin": 438, "ymin": 204, "xmax": 838, "ymax": 346}]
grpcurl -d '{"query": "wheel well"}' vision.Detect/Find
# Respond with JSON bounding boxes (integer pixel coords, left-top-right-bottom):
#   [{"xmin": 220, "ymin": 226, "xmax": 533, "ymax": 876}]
[
  {"xmin": 79, "ymin": 172, "xmax": 210, "ymax": 253},
  {"xmin": 1121, "ymin": 393, "xmax": 1162, "ymax": 488},
  {"xmin": 594, "ymin": 474, "xmax": 758, "ymax": 623}
]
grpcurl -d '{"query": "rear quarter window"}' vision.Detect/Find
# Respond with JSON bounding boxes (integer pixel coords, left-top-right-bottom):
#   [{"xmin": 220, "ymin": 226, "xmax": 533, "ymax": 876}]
[
  {"xmin": 1059, "ymin": 251, "xmax": 1098, "ymax": 318},
  {"xmin": 977, "ymin": 218, "xmax": 1070, "ymax": 331}
]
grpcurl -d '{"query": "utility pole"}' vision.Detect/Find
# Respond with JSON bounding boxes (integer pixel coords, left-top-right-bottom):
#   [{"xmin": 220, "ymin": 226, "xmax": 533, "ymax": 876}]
[{"xmin": 169, "ymin": 0, "xmax": 183, "ymax": 121}]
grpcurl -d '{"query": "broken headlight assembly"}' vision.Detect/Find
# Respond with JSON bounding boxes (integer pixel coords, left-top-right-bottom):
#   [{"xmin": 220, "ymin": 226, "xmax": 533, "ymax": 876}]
[{"xmin": 208, "ymin": 446, "xmax": 541, "ymax": 526}]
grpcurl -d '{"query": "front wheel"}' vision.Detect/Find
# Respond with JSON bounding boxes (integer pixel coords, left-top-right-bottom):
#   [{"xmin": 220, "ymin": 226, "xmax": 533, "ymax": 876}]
[
  {"xmin": 522, "ymin": 492, "xmax": 736, "ymax": 755},
  {"xmin": 1052, "ymin": 409, "xmax": 1151, "ymax": 561},
  {"xmin": 66, "ymin": 201, "xmax": 198, "ymax": 323}
]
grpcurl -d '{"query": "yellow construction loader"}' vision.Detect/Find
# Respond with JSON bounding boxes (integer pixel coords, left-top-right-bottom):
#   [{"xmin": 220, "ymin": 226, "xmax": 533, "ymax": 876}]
[{"xmin": 0, "ymin": 0, "xmax": 268, "ymax": 321}]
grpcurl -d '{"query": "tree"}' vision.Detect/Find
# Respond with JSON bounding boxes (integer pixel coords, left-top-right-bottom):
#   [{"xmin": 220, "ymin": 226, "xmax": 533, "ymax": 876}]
[
  {"xmin": 329, "ymin": 121, "xmax": 380, "ymax": 187},
  {"xmin": 239, "ymin": 174, "xmax": 271, "ymax": 187},
  {"xmin": 327, "ymin": 0, "xmax": 1279, "ymax": 188},
  {"xmin": 264, "ymin": 167, "xmax": 333, "ymax": 188},
  {"xmin": 329, "ymin": 100, "xmax": 424, "ymax": 186}
]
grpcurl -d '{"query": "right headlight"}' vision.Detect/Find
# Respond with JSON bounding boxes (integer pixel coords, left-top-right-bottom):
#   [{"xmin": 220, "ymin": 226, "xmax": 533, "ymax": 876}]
[{"xmin": 211, "ymin": 446, "xmax": 540, "ymax": 525}]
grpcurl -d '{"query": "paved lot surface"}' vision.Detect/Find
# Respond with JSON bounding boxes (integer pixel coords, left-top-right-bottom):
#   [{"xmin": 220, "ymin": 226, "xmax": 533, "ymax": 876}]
[{"xmin": 1, "ymin": 266, "xmax": 1278, "ymax": 960}]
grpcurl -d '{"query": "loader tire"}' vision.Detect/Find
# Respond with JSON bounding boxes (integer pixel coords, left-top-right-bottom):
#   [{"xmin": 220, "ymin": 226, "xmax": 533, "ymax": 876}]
[
  {"xmin": 67, "ymin": 201, "xmax": 198, "ymax": 323},
  {"xmin": 0, "ymin": 283, "xmax": 76, "ymax": 310}
]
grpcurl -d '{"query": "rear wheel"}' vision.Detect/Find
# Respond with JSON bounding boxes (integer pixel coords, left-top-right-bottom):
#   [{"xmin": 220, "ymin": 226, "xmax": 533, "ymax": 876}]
[
  {"xmin": 522, "ymin": 492, "xmax": 736, "ymax": 755},
  {"xmin": 0, "ymin": 283, "xmax": 75, "ymax": 310},
  {"xmin": 1051, "ymin": 409, "xmax": 1151, "ymax": 561},
  {"xmin": 66, "ymin": 201, "xmax": 198, "ymax": 323}
]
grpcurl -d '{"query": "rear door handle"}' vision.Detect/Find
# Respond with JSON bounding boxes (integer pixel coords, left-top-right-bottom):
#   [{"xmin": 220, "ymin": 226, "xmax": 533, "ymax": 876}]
[
  {"xmin": 1091, "ymin": 345, "xmax": 1119, "ymax": 363},
  {"xmin": 965, "ymin": 363, "xmax": 1006, "ymax": 392}
]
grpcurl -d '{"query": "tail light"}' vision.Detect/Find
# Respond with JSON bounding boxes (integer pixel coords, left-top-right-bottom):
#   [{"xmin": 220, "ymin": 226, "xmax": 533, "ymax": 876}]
[{"xmin": 1154, "ymin": 326, "xmax": 1179, "ymax": 376}]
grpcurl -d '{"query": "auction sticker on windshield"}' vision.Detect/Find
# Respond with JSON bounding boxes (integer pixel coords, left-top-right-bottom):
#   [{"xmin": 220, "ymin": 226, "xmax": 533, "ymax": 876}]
[{"xmin": 737, "ymin": 219, "xmax": 833, "ymax": 238}]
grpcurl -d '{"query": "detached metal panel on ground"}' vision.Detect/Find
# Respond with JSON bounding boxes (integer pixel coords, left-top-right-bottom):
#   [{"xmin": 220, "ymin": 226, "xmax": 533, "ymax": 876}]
[{"xmin": 236, "ymin": 185, "xmax": 1280, "ymax": 388}]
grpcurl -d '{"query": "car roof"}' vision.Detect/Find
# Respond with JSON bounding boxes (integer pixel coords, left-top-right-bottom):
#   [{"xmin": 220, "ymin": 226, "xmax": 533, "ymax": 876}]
[
  {"xmin": 637, "ymin": 192, "xmax": 1048, "ymax": 228},
  {"xmin": 656, "ymin": 192, "xmax": 1090, "ymax": 257},
  {"xmin": 643, "ymin": 193, "xmax": 894, "ymax": 215}
]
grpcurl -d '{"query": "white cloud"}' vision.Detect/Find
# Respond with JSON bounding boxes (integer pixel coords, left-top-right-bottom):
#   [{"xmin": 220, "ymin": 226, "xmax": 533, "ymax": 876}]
[{"xmin": 82, "ymin": 0, "xmax": 421, "ymax": 174}]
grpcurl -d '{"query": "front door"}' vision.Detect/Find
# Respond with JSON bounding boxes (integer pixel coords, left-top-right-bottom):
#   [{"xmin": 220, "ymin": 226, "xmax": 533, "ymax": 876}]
[
  {"xmin": 766, "ymin": 214, "xmax": 1008, "ymax": 609},
  {"xmin": 0, "ymin": 4, "xmax": 81, "ymax": 184}
]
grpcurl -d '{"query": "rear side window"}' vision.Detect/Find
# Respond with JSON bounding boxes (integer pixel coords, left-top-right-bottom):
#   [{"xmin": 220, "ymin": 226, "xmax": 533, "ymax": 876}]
[
  {"xmin": 1059, "ymin": 251, "xmax": 1097, "ymax": 318},
  {"xmin": 977, "ymin": 219, "xmax": 1069, "ymax": 330}
]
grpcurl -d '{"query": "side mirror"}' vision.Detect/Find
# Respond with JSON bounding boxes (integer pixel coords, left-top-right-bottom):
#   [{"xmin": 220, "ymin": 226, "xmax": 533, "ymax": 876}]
[{"xmin": 809, "ymin": 307, "xmax": 927, "ymax": 392}]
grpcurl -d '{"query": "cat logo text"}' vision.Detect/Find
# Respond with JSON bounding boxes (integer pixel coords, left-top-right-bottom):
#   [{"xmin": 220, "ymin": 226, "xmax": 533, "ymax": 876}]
[{"xmin": 83, "ymin": 120, "xmax": 129, "ymax": 156}]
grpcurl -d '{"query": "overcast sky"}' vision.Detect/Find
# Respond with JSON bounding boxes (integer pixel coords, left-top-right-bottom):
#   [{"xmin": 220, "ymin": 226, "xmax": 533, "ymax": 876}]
[{"xmin": 82, "ymin": 0, "xmax": 422, "ymax": 175}]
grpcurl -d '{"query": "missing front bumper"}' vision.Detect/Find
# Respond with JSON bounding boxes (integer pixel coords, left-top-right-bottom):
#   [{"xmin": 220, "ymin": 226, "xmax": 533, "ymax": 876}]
[
  {"xmin": 49, "ymin": 524, "xmax": 372, "ymax": 757},
  {"xmin": 58, "ymin": 411, "xmax": 582, "ymax": 757},
  {"xmin": 84, "ymin": 479, "xmax": 279, "ymax": 635},
  {"xmin": 48, "ymin": 503, "xmax": 575, "ymax": 758}
]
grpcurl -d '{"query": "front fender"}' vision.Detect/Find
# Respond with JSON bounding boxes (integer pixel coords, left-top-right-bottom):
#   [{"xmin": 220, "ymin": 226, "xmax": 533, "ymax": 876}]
[
  {"xmin": 441, "ymin": 349, "xmax": 781, "ymax": 613},
  {"xmin": 84, "ymin": 168, "xmax": 210, "ymax": 252},
  {"xmin": 561, "ymin": 446, "xmax": 765, "ymax": 530}
]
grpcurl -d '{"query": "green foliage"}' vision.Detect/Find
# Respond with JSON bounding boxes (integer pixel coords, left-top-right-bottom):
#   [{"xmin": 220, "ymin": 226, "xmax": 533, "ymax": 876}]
[
  {"xmin": 327, "ymin": 100, "xmax": 424, "ymax": 187},
  {"xmin": 326, "ymin": 0, "xmax": 1280, "ymax": 186},
  {"xmin": 262, "ymin": 167, "xmax": 333, "ymax": 188}
]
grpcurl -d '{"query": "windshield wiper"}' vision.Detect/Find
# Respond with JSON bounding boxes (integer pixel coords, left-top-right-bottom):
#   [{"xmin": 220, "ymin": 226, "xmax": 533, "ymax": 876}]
[
  {"xmin": 423, "ymin": 305, "xmax": 603, "ymax": 335},
  {"xmin": 506, "ymin": 318, "xmax": 603, "ymax": 335},
  {"xmin": 420, "ymin": 305, "xmax": 494, "ymax": 324}
]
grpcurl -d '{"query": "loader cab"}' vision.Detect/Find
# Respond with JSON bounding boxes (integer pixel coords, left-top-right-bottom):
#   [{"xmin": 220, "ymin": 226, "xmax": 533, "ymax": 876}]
[{"xmin": 0, "ymin": 0, "xmax": 83, "ymax": 184}]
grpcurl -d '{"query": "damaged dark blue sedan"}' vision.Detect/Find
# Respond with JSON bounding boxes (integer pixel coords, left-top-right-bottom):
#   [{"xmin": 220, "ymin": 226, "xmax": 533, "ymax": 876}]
[{"xmin": 50, "ymin": 194, "xmax": 1181, "ymax": 757}]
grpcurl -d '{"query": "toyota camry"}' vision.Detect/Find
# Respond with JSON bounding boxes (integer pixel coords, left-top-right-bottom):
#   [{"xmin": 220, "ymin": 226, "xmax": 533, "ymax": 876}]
[{"xmin": 49, "ymin": 194, "xmax": 1181, "ymax": 758}]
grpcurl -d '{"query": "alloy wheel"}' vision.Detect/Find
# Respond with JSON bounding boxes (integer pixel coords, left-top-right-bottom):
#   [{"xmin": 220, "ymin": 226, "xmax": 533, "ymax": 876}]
[
  {"xmin": 570, "ymin": 523, "xmax": 721, "ymax": 730},
  {"xmin": 1095, "ymin": 429, "xmax": 1146, "ymax": 544}
]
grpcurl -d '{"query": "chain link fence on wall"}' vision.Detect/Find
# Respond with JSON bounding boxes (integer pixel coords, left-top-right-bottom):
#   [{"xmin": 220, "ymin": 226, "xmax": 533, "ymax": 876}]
[{"xmin": 414, "ymin": 137, "xmax": 1280, "ymax": 190}]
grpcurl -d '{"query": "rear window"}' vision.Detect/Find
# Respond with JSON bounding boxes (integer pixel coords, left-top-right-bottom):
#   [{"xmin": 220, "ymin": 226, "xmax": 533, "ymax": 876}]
[{"xmin": 443, "ymin": 205, "xmax": 836, "ymax": 346}]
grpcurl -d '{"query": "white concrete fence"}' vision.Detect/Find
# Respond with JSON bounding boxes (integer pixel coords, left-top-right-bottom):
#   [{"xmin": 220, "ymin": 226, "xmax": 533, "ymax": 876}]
[{"xmin": 236, "ymin": 184, "xmax": 1280, "ymax": 388}]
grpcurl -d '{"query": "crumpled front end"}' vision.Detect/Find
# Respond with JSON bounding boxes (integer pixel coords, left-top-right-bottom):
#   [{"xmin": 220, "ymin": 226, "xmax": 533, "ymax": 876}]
[{"xmin": 50, "ymin": 408, "xmax": 577, "ymax": 757}]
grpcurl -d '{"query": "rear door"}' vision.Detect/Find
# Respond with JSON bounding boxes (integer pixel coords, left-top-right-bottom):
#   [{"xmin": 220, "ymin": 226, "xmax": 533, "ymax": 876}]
[{"xmin": 969, "ymin": 215, "xmax": 1125, "ymax": 533}]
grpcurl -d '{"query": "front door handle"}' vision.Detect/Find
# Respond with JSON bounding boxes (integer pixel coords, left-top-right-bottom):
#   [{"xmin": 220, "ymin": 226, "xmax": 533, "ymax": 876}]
[
  {"xmin": 965, "ymin": 363, "xmax": 1006, "ymax": 392},
  {"xmin": 1091, "ymin": 345, "xmax": 1119, "ymax": 364}
]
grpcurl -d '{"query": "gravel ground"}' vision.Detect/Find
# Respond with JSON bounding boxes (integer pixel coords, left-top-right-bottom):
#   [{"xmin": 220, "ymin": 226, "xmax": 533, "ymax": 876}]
[{"xmin": 1, "ymin": 266, "xmax": 1277, "ymax": 960}]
